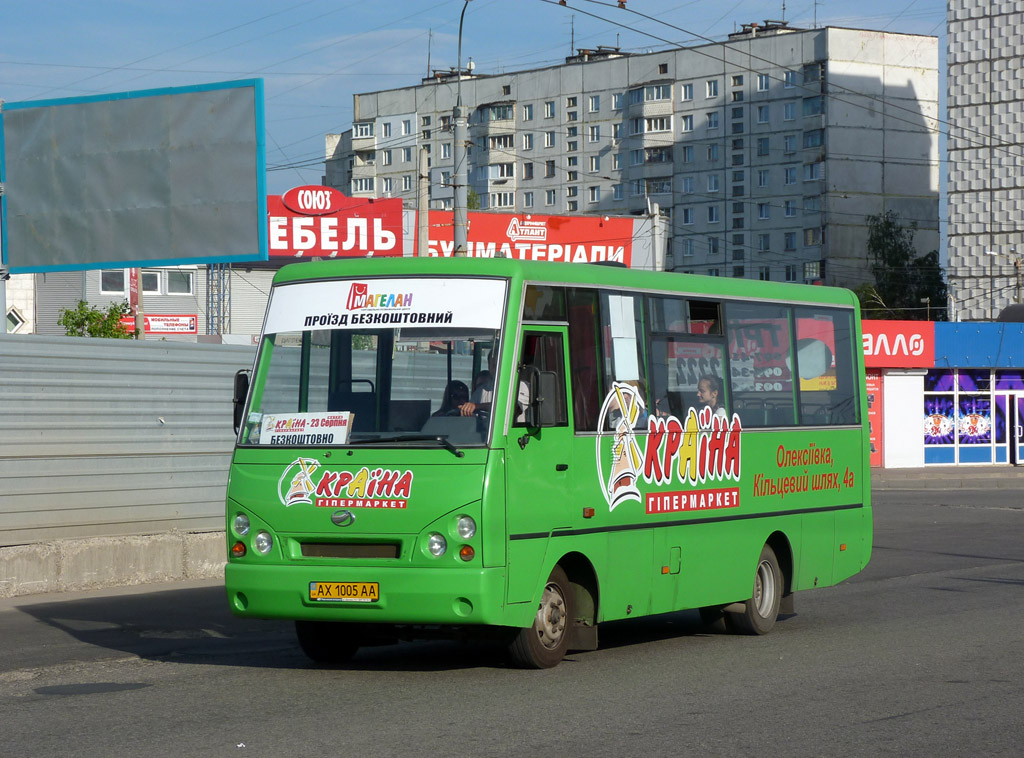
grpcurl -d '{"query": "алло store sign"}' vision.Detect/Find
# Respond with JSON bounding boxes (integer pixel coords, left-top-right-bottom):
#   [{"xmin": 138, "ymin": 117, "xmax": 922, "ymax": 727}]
[
  {"xmin": 267, "ymin": 186, "xmax": 404, "ymax": 258},
  {"xmin": 861, "ymin": 320, "xmax": 935, "ymax": 369}
]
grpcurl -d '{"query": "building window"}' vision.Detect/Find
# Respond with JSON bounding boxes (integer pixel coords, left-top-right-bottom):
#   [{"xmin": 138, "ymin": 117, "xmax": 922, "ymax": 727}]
[
  {"xmin": 354, "ymin": 122, "xmax": 373, "ymax": 138},
  {"xmin": 402, "ymin": 119, "xmax": 412, "ymax": 135},
  {"xmin": 523, "ymin": 103, "xmax": 534, "ymax": 121},
  {"xmin": 784, "ymin": 71, "xmax": 796, "ymax": 88},
  {"xmin": 758, "ymin": 203, "xmax": 770, "ymax": 220},
  {"xmin": 402, "ymin": 146, "xmax": 413, "ymax": 162},
  {"xmin": 589, "ymin": 125, "xmax": 600, "ymax": 142},
  {"xmin": 804, "ymin": 162, "xmax": 822, "ymax": 181},
  {"xmin": 759, "ymin": 266, "xmax": 770, "ymax": 280},
  {"xmin": 706, "ymin": 80, "xmax": 719, "ymax": 98},
  {"xmin": 567, "ymin": 111, "xmax": 578, "ymax": 122},
  {"xmin": 784, "ymin": 135, "xmax": 797, "ymax": 154},
  {"xmin": 489, "ymin": 134, "xmax": 514, "ymax": 150},
  {"xmin": 732, "ymin": 91, "xmax": 744, "ymax": 102},
  {"xmin": 681, "ymin": 239, "xmax": 694, "ymax": 257},
  {"xmin": 545, "ymin": 131, "xmax": 556, "ymax": 148},
  {"xmin": 731, "ymin": 75, "xmax": 743, "ymax": 86},
  {"xmin": 613, "ymin": 184, "xmax": 624, "ymax": 200},
  {"xmin": 490, "ymin": 191, "xmax": 514, "ymax": 208},
  {"xmin": 784, "ymin": 232, "xmax": 796, "ymax": 251},
  {"xmin": 382, "ymin": 122, "xmax": 392, "ymax": 138},
  {"xmin": 681, "ymin": 176, "xmax": 694, "ymax": 194},
  {"xmin": 757, "ymin": 105, "xmax": 769, "ymax": 123},
  {"xmin": 402, "ymin": 175, "xmax": 412, "ymax": 191},
  {"xmin": 100, "ymin": 269, "xmax": 125, "ymax": 294},
  {"xmin": 708, "ymin": 206, "xmax": 720, "ymax": 223},
  {"xmin": 757, "ymin": 137, "xmax": 770, "ymax": 156},
  {"xmin": 613, "ymin": 92, "xmax": 624, "ymax": 110},
  {"xmin": 659, "ymin": 63, "xmax": 669, "ymax": 74},
  {"xmin": 707, "ymin": 144, "xmax": 719, "ymax": 161},
  {"xmin": 707, "ymin": 237, "xmax": 720, "ymax": 256},
  {"xmin": 382, "ymin": 149, "xmax": 392, "ymax": 166},
  {"xmin": 489, "ymin": 104, "xmax": 513, "ymax": 121},
  {"xmin": 785, "ymin": 264, "xmax": 798, "ymax": 282},
  {"xmin": 353, "ymin": 177, "xmax": 374, "ymax": 193},
  {"xmin": 545, "ymin": 189, "xmax": 556, "ymax": 206},
  {"xmin": 590, "ymin": 155, "xmax": 601, "ymax": 172},
  {"xmin": 804, "ymin": 227, "xmax": 823, "ymax": 246},
  {"xmin": 167, "ymin": 269, "xmax": 194, "ymax": 296},
  {"xmin": 490, "ymin": 162, "xmax": 515, "ymax": 179},
  {"xmin": 544, "ymin": 101, "xmax": 555, "ymax": 118},
  {"xmin": 589, "ymin": 95, "xmax": 600, "ymax": 112},
  {"xmin": 784, "ymin": 200, "xmax": 797, "ymax": 217},
  {"xmin": 545, "ymin": 160, "xmax": 555, "ymax": 178},
  {"xmin": 442, "ymin": 142, "xmax": 451, "ymax": 159},
  {"xmin": 784, "ymin": 102, "xmax": 796, "ymax": 121},
  {"xmin": 681, "ymin": 146, "xmax": 694, "ymax": 163},
  {"xmin": 566, "ymin": 96, "xmax": 577, "ymax": 108},
  {"xmin": 784, "ymin": 166, "xmax": 797, "ymax": 185},
  {"xmin": 383, "ymin": 177, "xmax": 393, "ymax": 193},
  {"xmin": 503, "ymin": 85, "xmax": 512, "ymax": 96},
  {"xmin": 804, "ymin": 196, "xmax": 822, "ymax": 213},
  {"xmin": 733, "ymin": 266, "xmax": 745, "ymax": 278},
  {"xmin": 757, "ymin": 169, "xmax": 769, "ymax": 187},
  {"xmin": 803, "ymin": 96, "xmax": 824, "ymax": 116},
  {"xmin": 681, "ymin": 208, "xmax": 694, "ymax": 225},
  {"xmin": 567, "ymin": 140, "xmax": 578, "ymax": 152},
  {"xmin": 523, "ymin": 162, "xmax": 534, "ymax": 180},
  {"xmin": 589, "ymin": 185, "xmax": 601, "ymax": 203},
  {"xmin": 522, "ymin": 133, "xmax": 533, "ymax": 151},
  {"xmin": 612, "ymin": 154, "xmax": 621, "ymax": 170},
  {"xmin": 681, "ymin": 83, "xmax": 693, "ymax": 101},
  {"xmin": 707, "ymin": 112, "xmax": 719, "ymax": 130},
  {"xmin": 646, "ymin": 116, "xmax": 672, "ymax": 132},
  {"xmin": 708, "ymin": 174, "xmax": 720, "ymax": 192},
  {"xmin": 757, "ymin": 73, "xmax": 770, "ymax": 91},
  {"xmin": 524, "ymin": 191, "xmax": 534, "ymax": 208},
  {"xmin": 758, "ymin": 233, "xmax": 771, "ymax": 251},
  {"xmin": 681, "ymin": 115, "xmax": 694, "ymax": 132},
  {"xmin": 803, "ymin": 129, "xmax": 824, "ymax": 148}
]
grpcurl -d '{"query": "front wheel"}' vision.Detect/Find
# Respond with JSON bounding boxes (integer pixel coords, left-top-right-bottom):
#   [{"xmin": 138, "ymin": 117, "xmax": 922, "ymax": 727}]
[
  {"xmin": 508, "ymin": 565, "xmax": 575, "ymax": 668},
  {"xmin": 295, "ymin": 620, "xmax": 361, "ymax": 664},
  {"xmin": 727, "ymin": 544, "xmax": 783, "ymax": 635}
]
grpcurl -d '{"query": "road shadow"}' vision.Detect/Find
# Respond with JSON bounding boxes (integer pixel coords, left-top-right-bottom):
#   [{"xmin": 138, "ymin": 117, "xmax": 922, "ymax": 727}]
[{"xmin": 10, "ymin": 584, "xmax": 792, "ymax": 673}]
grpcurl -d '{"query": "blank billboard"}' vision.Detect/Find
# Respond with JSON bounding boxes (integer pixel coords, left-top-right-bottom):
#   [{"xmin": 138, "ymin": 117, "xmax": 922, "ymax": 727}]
[{"xmin": 0, "ymin": 79, "xmax": 267, "ymax": 273}]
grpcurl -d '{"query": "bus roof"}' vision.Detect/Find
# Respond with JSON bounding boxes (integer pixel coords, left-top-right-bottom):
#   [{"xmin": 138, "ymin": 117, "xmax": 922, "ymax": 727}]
[{"xmin": 271, "ymin": 257, "xmax": 859, "ymax": 309}]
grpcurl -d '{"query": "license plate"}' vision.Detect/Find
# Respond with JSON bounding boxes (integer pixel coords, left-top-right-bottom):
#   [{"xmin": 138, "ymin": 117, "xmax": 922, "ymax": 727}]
[{"xmin": 308, "ymin": 581, "xmax": 379, "ymax": 603}]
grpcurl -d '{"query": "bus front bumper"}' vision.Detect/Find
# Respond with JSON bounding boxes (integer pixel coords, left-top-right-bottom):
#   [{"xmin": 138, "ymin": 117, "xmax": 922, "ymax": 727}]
[{"xmin": 225, "ymin": 562, "xmax": 513, "ymax": 627}]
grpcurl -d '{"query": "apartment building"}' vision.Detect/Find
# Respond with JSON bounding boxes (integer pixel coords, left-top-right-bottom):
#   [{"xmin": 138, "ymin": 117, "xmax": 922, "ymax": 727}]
[
  {"xmin": 326, "ymin": 22, "xmax": 938, "ymax": 288},
  {"xmin": 947, "ymin": 0, "xmax": 1024, "ymax": 320}
]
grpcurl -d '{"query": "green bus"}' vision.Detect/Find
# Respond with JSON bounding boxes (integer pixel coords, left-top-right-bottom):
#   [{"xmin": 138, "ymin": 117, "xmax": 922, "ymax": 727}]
[{"xmin": 226, "ymin": 257, "xmax": 871, "ymax": 668}]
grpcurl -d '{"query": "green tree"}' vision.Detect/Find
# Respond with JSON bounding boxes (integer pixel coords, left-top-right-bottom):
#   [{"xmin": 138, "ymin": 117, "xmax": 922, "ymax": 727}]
[
  {"xmin": 859, "ymin": 211, "xmax": 947, "ymax": 321},
  {"xmin": 467, "ymin": 188, "xmax": 481, "ymax": 210},
  {"xmin": 58, "ymin": 300, "xmax": 137, "ymax": 338}
]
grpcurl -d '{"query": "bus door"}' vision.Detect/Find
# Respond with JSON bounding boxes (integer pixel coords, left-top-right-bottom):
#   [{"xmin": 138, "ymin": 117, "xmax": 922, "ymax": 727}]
[{"xmin": 505, "ymin": 327, "xmax": 574, "ymax": 603}]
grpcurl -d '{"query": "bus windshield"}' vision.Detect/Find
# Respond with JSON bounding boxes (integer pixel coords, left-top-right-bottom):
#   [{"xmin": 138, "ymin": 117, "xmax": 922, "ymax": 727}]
[{"xmin": 238, "ymin": 276, "xmax": 508, "ymax": 448}]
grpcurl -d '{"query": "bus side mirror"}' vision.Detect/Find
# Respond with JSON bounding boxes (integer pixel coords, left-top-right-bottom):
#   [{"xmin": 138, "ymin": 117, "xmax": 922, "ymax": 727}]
[{"xmin": 233, "ymin": 370, "xmax": 250, "ymax": 434}]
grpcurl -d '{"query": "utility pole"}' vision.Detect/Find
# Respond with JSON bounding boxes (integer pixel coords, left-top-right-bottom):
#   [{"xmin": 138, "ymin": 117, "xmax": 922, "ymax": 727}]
[
  {"xmin": 452, "ymin": 0, "xmax": 472, "ymax": 258},
  {"xmin": 417, "ymin": 147, "xmax": 430, "ymax": 256}
]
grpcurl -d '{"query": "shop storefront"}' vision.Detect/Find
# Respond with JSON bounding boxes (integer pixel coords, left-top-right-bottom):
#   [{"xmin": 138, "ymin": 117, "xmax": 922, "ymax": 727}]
[{"xmin": 863, "ymin": 321, "xmax": 1024, "ymax": 467}]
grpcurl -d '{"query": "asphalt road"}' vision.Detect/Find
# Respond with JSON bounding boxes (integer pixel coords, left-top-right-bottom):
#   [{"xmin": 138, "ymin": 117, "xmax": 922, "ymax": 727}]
[{"xmin": 1, "ymin": 487, "xmax": 1021, "ymax": 758}]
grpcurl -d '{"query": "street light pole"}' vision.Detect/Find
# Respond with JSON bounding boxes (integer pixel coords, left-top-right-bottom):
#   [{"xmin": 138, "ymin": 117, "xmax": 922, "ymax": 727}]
[{"xmin": 452, "ymin": 0, "xmax": 472, "ymax": 258}]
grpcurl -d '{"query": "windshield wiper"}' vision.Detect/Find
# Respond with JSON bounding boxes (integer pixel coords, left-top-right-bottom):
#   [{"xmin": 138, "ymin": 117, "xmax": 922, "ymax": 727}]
[{"xmin": 347, "ymin": 434, "xmax": 464, "ymax": 458}]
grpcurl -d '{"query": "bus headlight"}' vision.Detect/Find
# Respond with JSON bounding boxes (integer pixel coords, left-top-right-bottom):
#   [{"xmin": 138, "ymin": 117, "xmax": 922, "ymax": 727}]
[
  {"xmin": 233, "ymin": 513, "xmax": 251, "ymax": 536},
  {"xmin": 427, "ymin": 533, "xmax": 447, "ymax": 557},
  {"xmin": 456, "ymin": 515, "xmax": 477, "ymax": 539},
  {"xmin": 254, "ymin": 531, "xmax": 273, "ymax": 555}
]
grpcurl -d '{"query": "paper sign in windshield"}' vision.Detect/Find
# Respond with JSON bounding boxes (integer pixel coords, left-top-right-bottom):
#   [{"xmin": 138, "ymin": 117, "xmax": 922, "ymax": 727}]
[{"xmin": 259, "ymin": 412, "xmax": 353, "ymax": 445}]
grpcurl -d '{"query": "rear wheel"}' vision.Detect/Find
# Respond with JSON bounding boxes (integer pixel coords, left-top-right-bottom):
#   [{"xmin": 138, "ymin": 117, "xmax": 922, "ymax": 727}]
[
  {"xmin": 295, "ymin": 621, "xmax": 361, "ymax": 664},
  {"xmin": 727, "ymin": 544, "xmax": 783, "ymax": 635},
  {"xmin": 508, "ymin": 565, "xmax": 575, "ymax": 669}
]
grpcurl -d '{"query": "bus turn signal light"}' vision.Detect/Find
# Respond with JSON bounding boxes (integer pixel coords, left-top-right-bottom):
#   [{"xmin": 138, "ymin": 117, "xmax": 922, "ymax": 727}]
[
  {"xmin": 839, "ymin": 543, "xmax": 847, "ymax": 552},
  {"xmin": 231, "ymin": 542, "xmax": 246, "ymax": 558},
  {"xmin": 459, "ymin": 545, "xmax": 475, "ymax": 561},
  {"xmin": 583, "ymin": 507, "xmax": 595, "ymax": 518}
]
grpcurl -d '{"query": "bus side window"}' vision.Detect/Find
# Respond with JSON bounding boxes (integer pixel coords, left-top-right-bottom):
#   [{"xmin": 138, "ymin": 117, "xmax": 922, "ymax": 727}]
[
  {"xmin": 726, "ymin": 302, "xmax": 796, "ymax": 428},
  {"xmin": 794, "ymin": 307, "xmax": 860, "ymax": 425},
  {"xmin": 567, "ymin": 289, "xmax": 602, "ymax": 431}
]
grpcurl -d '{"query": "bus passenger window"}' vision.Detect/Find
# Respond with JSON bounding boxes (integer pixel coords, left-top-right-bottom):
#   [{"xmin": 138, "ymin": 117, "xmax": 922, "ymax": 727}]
[
  {"xmin": 794, "ymin": 307, "xmax": 859, "ymax": 425},
  {"xmin": 726, "ymin": 302, "xmax": 796, "ymax": 427}
]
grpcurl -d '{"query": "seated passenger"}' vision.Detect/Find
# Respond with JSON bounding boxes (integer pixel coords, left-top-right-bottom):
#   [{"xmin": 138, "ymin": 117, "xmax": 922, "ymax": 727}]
[{"xmin": 434, "ymin": 380, "xmax": 470, "ymax": 417}]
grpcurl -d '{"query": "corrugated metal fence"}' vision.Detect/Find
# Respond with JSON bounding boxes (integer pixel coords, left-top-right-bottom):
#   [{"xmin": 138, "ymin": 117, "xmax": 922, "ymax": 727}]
[{"xmin": 0, "ymin": 334, "xmax": 256, "ymax": 547}]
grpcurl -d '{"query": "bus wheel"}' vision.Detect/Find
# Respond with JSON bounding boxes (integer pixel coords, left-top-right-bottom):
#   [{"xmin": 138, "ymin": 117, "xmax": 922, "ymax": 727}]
[
  {"xmin": 295, "ymin": 621, "xmax": 360, "ymax": 664},
  {"xmin": 727, "ymin": 544, "xmax": 782, "ymax": 635},
  {"xmin": 509, "ymin": 565, "xmax": 575, "ymax": 669}
]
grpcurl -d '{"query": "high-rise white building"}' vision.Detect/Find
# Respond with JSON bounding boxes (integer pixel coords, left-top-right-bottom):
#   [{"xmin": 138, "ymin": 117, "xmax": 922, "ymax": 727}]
[
  {"xmin": 948, "ymin": 0, "xmax": 1024, "ymax": 320},
  {"xmin": 326, "ymin": 23, "xmax": 938, "ymax": 288}
]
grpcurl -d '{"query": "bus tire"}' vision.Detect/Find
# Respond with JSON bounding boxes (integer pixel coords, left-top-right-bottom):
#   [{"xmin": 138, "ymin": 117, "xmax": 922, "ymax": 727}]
[
  {"xmin": 727, "ymin": 544, "xmax": 783, "ymax": 635},
  {"xmin": 295, "ymin": 620, "xmax": 360, "ymax": 664},
  {"xmin": 508, "ymin": 565, "xmax": 575, "ymax": 669}
]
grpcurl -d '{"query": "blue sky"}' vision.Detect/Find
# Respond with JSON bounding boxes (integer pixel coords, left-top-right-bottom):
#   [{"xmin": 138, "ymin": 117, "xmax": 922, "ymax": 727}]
[{"xmin": 1, "ymin": 0, "xmax": 946, "ymax": 195}]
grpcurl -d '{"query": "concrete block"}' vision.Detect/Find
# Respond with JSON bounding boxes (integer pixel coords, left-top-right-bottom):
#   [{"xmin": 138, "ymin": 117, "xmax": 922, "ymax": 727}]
[
  {"xmin": 0, "ymin": 543, "xmax": 61, "ymax": 598},
  {"xmin": 60, "ymin": 534, "xmax": 184, "ymax": 592},
  {"xmin": 184, "ymin": 532, "xmax": 227, "ymax": 580}
]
